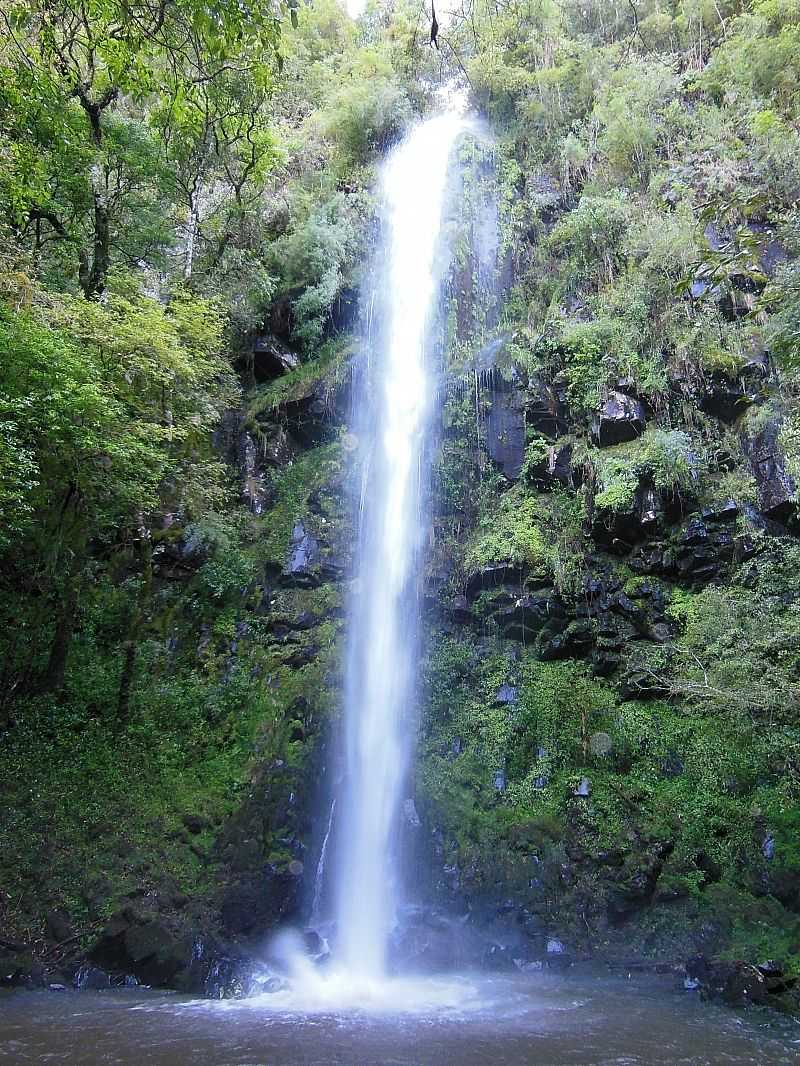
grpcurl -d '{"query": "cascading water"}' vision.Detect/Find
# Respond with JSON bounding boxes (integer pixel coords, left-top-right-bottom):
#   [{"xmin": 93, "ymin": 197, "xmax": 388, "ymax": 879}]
[
  {"xmin": 265, "ymin": 107, "xmax": 469, "ymax": 1008},
  {"xmin": 335, "ymin": 109, "xmax": 466, "ymax": 981}
]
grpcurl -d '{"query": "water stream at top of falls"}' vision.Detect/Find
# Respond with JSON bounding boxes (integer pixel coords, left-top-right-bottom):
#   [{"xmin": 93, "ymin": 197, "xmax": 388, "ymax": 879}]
[{"xmin": 333, "ymin": 110, "xmax": 466, "ymax": 981}]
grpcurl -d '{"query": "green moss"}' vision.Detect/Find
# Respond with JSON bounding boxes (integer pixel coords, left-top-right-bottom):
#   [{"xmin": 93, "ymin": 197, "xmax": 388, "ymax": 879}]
[
  {"xmin": 464, "ymin": 485, "xmax": 548, "ymax": 571},
  {"xmin": 244, "ymin": 336, "xmax": 353, "ymax": 425},
  {"xmin": 463, "ymin": 482, "xmax": 586, "ymax": 594},
  {"xmin": 255, "ymin": 440, "xmax": 343, "ymax": 567},
  {"xmin": 589, "ymin": 428, "xmax": 704, "ymax": 514}
]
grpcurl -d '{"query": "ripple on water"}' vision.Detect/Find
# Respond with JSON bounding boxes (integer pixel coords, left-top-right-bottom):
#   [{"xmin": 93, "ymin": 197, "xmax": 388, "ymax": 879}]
[{"xmin": 4, "ymin": 974, "xmax": 800, "ymax": 1066}]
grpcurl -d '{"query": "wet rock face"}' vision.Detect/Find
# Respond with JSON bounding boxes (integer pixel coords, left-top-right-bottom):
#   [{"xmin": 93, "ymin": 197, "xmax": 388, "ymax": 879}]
[
  {"xmin": 464, "ymin": 562, "xmax": 526, "ymax": 599},
  {"xmin": 220, "ymin": 869, "xmax": 301, "ymax": 937},
  {"xmin": 591, "ymin": 478, "xmax": 677, "ymax": 553},
  {"xmin": 280, "ymin": 520, "xmax": 346, "ymax": 590},
  {"xmin": 251, "ymin": 333, "xmax": 299, "ymax": 382},
  {"xmin": 485, "ymin": 380, "xmax": 526, "ymax": 480},
  {"xmin": 526, "ymin": 443, "xmax": 574, "ymax": 490},
  {"xmin": 740, "ymin": 410, "xmax": 796, "ymax": 520},
  {"xmin": 591, "ymin": 392, "xmax": 647, "ymax": 446},
  {"xmin": 525, "ymin": 374, "xmax": 570, "ymax": 438},
  {"xmin": 683, "ymin": 955, "xmax": 798, "ymax": 1008},
  {"xmin": 283, "ymin": 521, "xmax": 320, "ymax": 585},
  {"xmin": 696, "ymin": 358, "xmax": 767, "ymax": 423}
]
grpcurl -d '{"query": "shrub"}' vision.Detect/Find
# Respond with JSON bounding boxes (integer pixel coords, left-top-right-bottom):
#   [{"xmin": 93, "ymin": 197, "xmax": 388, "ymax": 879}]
[
  {"xmin": 548, "ymin": 192, "xmax": 632, "ymax": 286},
  {"xmin": 592, "ymin": 428, "xmax": 702, "ymax": 513}
]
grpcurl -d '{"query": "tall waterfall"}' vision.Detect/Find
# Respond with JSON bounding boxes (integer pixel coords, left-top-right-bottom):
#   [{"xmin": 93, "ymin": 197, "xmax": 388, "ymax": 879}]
[{"xmin": 335, "ymin": 111, "xmax": 465, "ymax": 979}]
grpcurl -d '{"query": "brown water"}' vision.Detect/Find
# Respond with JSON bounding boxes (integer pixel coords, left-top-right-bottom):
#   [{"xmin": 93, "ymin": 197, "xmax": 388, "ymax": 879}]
[{"xmin": 1, "ymin": 973, "xmax": 798, "ymax": 1065}]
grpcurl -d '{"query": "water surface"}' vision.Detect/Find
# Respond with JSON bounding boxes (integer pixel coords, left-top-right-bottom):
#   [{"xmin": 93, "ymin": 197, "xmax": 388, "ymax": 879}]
[{"xmin": 2, "ymin": 972, "xmax": 798, "ymax": 1065}]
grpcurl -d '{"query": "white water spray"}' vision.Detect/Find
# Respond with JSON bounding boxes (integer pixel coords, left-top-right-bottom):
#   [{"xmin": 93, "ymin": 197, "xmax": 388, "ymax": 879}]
[{"xmin": 334, "ymin": 110, "xmax": 466, "ymax": 981}]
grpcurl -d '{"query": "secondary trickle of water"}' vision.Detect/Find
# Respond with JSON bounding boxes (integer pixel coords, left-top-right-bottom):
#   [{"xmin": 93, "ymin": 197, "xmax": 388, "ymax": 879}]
[{"xmin": 335, "ymin": 110, "xmax": 466, "ymax": 980}]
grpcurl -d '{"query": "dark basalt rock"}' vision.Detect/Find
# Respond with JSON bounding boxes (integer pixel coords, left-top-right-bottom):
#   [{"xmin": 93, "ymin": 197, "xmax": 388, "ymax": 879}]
[
  {"xmin": 74, "ymin": 964, "xmax": 111, "ymax": 990},
  {"xmin": 90, "ymin": 910, "xmax": 197, "ymax": 988},
  {"xmin": 698, "ymin": 372, "xmax": 761, "ymax": 423},
  {"xmin": 685, "ymin": 955, "xmax": 772, "ymax": 1007},
  {"xmin": 740, "ymin": 409, "xmax": 796, "ymax": 521},
  {"xmin": 525, "ymin": 373, "xmax": 570, "ymax": 438},
  {"xmin": 526, "ymin": 442, "xmax": 574, "ymax": 489},
  {"xmin": 485, "ymin": 379, "xmax": 526, "ymax": 480},
  {"xmin": 326, "ymin": 286, "xmax": 360, "ymax": 336},
  {"xmin": 689, "ymin": 352, "xmax": 768, "ymax": 423},
  {"xmin": 465, "ymin": 562, "xmax": 525, "ymax": 600},
  {"xmin": 215, "ymin": 411, "xmax": 280, "ymax": 515},
  {"xmin": 590, "ymin": 479, "xmax": 683, "ymax": 553},
  {"xmin": 591, "ymin": 391, "xmax": 647, "ymax": 446},
  {"xmin": 251, "ymin": 333, "xmax": 299, "ymax": 382},
  {"xmin": 627, "ymin": 505, "xmax": 745, "ymax": 585},
  {"xmin": 220, "ymin": 868, "xmax": 301, "ymax": 938},
  {"xmin": 496, "ymin": 592, "xmax": 565, "ymax": 642},
  {"xmin": 538, "ymin": 620, "xmax": 593, "ymax": 660},
  {"xmin": 701, "ymin": 498, "xmax": 739, "ymax": 523},
  {"xmin": 280, "ymin": 523, "xmax": 344, "ymax": 589},
  {"xmin": 282, "ymin": 520, "xmax": 320, "ymax": 586}
]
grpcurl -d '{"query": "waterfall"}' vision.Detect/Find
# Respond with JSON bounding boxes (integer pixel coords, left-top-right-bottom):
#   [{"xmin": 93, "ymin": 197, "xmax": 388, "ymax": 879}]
[
  {"xmin": 334, "ymin": 111, "xmax": 466, "ymax": 980},
  {"xmin": 310, "ymin": 798, "xmax": 335, "ymax": 929}
]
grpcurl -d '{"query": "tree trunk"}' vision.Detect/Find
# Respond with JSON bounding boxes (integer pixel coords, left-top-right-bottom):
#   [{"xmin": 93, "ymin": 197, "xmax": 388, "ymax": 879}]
[
  {"xmin": 184, "ymin": 188, "xmax": 199, "ymax": 280},
  {"xmin": 81, "ymin": 166, "xmax": 111, "ymax": 299},
  {"xmin": 74, "ymin": 87, "xmax": 117, "ymax": 299},
  {"xmin": 117, "ymin": 534, "xmax": 153, "ymax": 722},
  {"xmin": 39, "ymin": 576, "xmax": 80, "ymax": 695}
]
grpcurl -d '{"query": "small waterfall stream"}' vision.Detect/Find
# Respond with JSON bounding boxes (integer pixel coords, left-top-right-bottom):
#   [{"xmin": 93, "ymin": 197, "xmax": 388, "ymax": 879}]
[{"xmin": 335, "ymin": 110, "xmax": 466, "ymax": 980}]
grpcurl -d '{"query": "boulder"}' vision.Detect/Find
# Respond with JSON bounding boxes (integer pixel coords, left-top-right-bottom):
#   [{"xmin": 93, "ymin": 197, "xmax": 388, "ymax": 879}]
[
  {"xmin": 526, "ymin": 442, "xmax": 574, "ymax": 489},
  {"xmin": 464, "ymin": 562, "xmax": 525, "ymax": 600},
  {"xmin": 90, "ymin": 914, "xmax": 195, "ymax": 987},
  {"xmin": 591, "ymin": 392, "xmax": 647, "ymax": 446},
  {"xmin": 251, "ymin": 333, "xmax": 299, "ymax": 382},
  {"xmin": 525, "ymin": 374, "xmax": 570, "ymax": 438},
  {"xmin": 685, "ymin": 955, "xmax": 770, "ymax": 1008},
  {"xmin": 281, "ymin": 520, "xmax": 320, "ymax": 586},
  {"xmin": 74, "ymin": 965, "xmax": 111, "ymax": 990},
  {"xmin": 740, "ymin": 408, "xmax": 796, "ymax": 521},
  {"xmin": 0, "ymin": 952, "xmax": 45, "ymax": 989}
]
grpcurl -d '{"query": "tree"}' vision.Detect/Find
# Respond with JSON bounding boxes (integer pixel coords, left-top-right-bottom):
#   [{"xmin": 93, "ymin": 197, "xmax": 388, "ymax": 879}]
[
  {"xmin": 0, "ymin": 0, "xmax": 284, "ymax": 295},
  {"xmin": 0, "ymin": 271, "xmax": 238, "ymax": 699}
]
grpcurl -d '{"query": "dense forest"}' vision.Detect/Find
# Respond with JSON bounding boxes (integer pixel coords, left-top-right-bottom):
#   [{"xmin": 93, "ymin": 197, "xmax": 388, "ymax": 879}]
[{"xmin": 2, "ymin": 0, "xmax": 800, "ymax": 1013}]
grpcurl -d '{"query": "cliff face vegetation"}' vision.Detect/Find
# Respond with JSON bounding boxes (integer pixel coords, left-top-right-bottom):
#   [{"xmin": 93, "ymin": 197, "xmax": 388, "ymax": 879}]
[{"xmin": 2, "ymin": 0, "xmax": 800, "ymax": 1007}]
